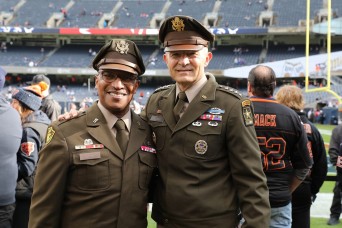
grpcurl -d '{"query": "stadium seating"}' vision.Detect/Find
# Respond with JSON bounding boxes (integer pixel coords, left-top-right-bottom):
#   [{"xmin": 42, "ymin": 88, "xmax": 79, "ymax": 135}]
[
  {"xmin": 1, "ymin": 0, "xmax": 342, "ymax": 28},
  {"xmin": 39, "ymin": 45, "xmax": 101, "ymax": 68},
  {"xmin": 114, "ymin": 0, "xmax": 165, "ymax": 28},
  {"xmin": 332, "ymin": 0, "xmax": 342, "ymax": 17},
  {"xmin": 8, "ymin": 0, "xmax": 70, "ymax": 27},
  {"xmin": 0, "ymin": 45, "xmax": 54, "ymax": 66},
  {"xmin": 137, "ymin": 45, "xmax": 160, "ymax": 67},
  {"xmin": 272, "ymin": 0, "xmax": 322, "ymax": 26},
  {"xmin": 1, "ymin": 0, "xmax": 342, "ymax": 110},
  {"xmin": 218, "ymin": 1, "xmax": 265, "ymax": 28},
  {"xmin": 0, "ymin": 0, "xmax": 20, "ymax": 13},
  {"xmin": 165, "ymin": 0, "xmax": 215, "ymax": 22},
  {"xmin": 264, "ymin": 44, "xmax": 320, "ymax": 62},
  {"xmin": 61, "ymin": 0, "xmax": 118, "ymax": 28},
  {"xmin": 209, "ymin": 45, "xmax": 262, "ymax": 69}
]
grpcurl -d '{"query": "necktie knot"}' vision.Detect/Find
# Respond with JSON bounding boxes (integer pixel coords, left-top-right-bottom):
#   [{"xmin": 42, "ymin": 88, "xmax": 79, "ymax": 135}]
[
  {"xmin": 114, "ymin": 119, "xmax": 129, "ymax": 154},
  {"xmin": 173, "ymin": 91, "xmax": 188, "ymax": 122},
  {"xmin": 177, "ymin": 91, "xmax": 188, "ymax": 102},
  {"xmin": 114, "ymin": 119, "xmax": 126, "ymax": 131}
]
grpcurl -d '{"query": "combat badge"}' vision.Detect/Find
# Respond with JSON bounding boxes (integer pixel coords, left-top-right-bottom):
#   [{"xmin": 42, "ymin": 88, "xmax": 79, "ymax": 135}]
[
  {"xmin": 46, "ymin": 126, "xmax": 55, "ymax": 145},
  {"xmin": 242, "ymin": 100, "xmax": 254, "ymax": 126},
  {"xmin": 195, "ymin": 140, "xmax": 208, "ymax": 155},
  {"xmin": 207, "ymin": 107, "xmax": 225, "ymax": 115}
]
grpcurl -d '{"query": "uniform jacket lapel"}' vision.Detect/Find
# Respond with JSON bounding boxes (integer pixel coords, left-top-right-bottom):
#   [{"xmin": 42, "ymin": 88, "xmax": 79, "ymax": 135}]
[
  {"xmin": 86, "ymin": 104, "xmax": 124, "ymax": 160},
  {"xmin": 159, "ymin": 86, "xmax": 177, "ymax": 129},
  {"xmin": 174, "ymin": 75, "xmax": 217, "ymax": 132},
  {"xmin": 125, "ymin": 112, "xmax": 147, "ymax": 160}
]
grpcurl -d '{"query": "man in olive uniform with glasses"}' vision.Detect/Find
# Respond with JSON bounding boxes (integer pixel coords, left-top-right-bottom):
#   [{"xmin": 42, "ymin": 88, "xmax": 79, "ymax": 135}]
[
  {"xmin": 141, "ymin": 15, "xmax": 270, "ymax": 228},
  {"xmin": 29, "ymin": 39, "xmax": 157, "ymax": 228}
]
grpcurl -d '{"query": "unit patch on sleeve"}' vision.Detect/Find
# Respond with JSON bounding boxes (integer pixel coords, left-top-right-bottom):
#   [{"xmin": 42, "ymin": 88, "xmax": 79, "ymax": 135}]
[
  {"xmin": 45, "ymin": 126, "xmax": 55, "ymax": 145},
  {"xmin": 242, "ymin": 100, "xmax": 254, "ymax": 126},
  {"xmin": 21, "ymin": 142, "xmax": 35, "ymax": 156}
]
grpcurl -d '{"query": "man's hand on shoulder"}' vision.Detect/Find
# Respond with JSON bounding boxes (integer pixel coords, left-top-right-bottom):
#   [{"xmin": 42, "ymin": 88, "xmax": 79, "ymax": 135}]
[{"xmin": 58, "ymin": 109, "xmax": 80, "ymax": 121}]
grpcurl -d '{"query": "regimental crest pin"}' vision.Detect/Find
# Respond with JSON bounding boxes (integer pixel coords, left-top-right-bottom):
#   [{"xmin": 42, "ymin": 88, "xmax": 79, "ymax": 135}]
[
  {"xmin": 195, "ymin": 140, "xmax": 208, "ymax": 155},
  {"xmin": 171, "ymin": 16, "xmax": 185, "ymax": 32},
  {"xmin": 45, "ymin": 126, "xmax": 55, "ymax": 145},
  {"xmin": 114, "ymin": 40, "xmax": 129, "ymax": 54}
]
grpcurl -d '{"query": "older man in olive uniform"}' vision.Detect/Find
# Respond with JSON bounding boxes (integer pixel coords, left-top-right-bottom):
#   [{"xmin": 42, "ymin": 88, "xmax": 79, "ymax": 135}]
[
  {"xmin": 141, "ymin": 15, "xmax": 270, "ymax": 228},
  {"xmin": 29, "ymin": 39, "xmax": 157, "ymax": 228}
]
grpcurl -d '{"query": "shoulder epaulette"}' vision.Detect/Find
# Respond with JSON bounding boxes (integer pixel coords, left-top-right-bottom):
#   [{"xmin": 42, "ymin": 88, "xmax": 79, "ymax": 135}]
[
  {"xmin": 153, "ymin": 84, "xmax": 173, "ymax": 94},
  {"xmin": 57, "ymin": 110, "xmax": 86, "ymax": 126},
  {"xmin": 217, "ymin": 85, "xmax": 243, "ymax": 99}
]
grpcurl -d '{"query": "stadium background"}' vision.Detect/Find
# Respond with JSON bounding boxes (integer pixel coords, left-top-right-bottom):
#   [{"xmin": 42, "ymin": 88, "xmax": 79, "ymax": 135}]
[
  {"xmin": 0, "ymin": 0, "xmax": 342, "ymax": 119},
  {"xmin": 1, "ymin": 0, "xmax": 342, "ymax": 226}
]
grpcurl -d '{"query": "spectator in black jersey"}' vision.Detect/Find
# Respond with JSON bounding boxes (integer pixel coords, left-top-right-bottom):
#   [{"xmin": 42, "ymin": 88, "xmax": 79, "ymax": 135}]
[
  {"xmin": 247, "ymin": 65, "xmax": 313, "ymax": 228},
  {"xmin": 327, "ymin": 124, "xmax": 342, "ymax": 226},
  {"xmin": 276, "ymin": 85, "xmax": 327, "ymax": 228},
  {"xmin": 335, "ymin": 133, "xmax": 342, "ymax": 222}
]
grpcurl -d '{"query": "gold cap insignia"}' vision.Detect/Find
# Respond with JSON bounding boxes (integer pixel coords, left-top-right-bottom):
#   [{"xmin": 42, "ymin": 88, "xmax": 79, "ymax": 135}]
[
  {"xmin": 113, "ymin": 40, "xmax": 129, "ymax": 54},
  {"xmin": 171, "ymin": 17, "xmax": 185, "ymax": 32},
  {"xmin": 46, "ymin": 126, "xmax": 55, "ymax": 145}
]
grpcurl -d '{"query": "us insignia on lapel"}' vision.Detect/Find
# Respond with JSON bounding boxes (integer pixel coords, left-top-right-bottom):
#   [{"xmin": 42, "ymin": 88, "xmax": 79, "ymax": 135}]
[
  {"xmin": 242, "ymin": 100, "xmax": 254, "ymax": 127},
  {"xmin": 46, "ymin": 126, "xmax": 55, "ymax": 145}
]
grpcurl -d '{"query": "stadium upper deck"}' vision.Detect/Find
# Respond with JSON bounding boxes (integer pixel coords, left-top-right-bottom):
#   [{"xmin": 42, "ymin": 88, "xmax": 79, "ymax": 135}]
[
  {"xmin": 0, "ymin": 0, "xmax": 341, "ymax": 79},
  {"xmin": 1, "ymin": 0, "xmax": 341, "ymax": 28}
]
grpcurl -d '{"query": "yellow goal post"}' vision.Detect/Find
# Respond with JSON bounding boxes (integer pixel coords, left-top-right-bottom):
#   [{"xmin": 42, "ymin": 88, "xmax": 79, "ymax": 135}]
[{"xmin": 305, "ymin": 0, "xmax": 342, "ymax": 104}]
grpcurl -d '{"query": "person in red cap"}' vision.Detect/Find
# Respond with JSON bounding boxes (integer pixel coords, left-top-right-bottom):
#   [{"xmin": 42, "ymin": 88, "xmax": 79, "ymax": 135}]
[
  {"xmin": 141, "ymin": 15, "xmax": 270, "ymax": 228},
  {"xmin": 29, "ymin": 39, "xmax": 157, "ymax": 228},
  {"xmin": 10, "ymin": 82, "xmax": 51, "ymax": 228}
]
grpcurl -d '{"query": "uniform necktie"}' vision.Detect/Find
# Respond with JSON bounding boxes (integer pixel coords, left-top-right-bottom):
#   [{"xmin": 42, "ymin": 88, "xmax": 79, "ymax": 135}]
[
  {"xmin": 173, "ymin": 91, "xmax": 188, "ymax": 122},
  {"xmin": 114, "ymin": 119, "xmax": 129, "ymax": 154}
]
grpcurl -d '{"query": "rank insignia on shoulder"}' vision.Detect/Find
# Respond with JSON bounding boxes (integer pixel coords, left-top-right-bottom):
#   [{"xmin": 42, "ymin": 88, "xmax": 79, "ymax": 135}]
[
  {"xmin": 46, "ymin": 126, "xmax": 55, "ymax": 145},
  {"xmin": 141, "ymin": 146, "xmax": 156, "ymax": 154},
  {"xmin": 242, "ymin": 100, "xmax": 254, "ymax": 126},
  {"xmin": 218, "ymin": 85, "xmax": 242, "ymax": 98},
  {"xmin": 153, "ymin": 84, "xmax": 173, "ymax": 93}
]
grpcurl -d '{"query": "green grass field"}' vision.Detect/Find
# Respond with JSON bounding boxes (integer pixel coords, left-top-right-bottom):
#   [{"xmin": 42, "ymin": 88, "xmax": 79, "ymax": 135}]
[
  {"xmin": 147, "ymin": 124, "xmax": 340, "ymax": 228},
  {"xmin": 316, "ymin": 124, "xmax": 335, "ymax": 146},
  {"xmin": 147, "ymin": 214, "xmax": 342, "ymax": 228}
]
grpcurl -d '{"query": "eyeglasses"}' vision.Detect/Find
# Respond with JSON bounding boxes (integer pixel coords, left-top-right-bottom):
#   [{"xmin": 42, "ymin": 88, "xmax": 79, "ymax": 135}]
[{"xmin": 99, "ymin": 70, "xmax": 138, "ymax": 85}]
